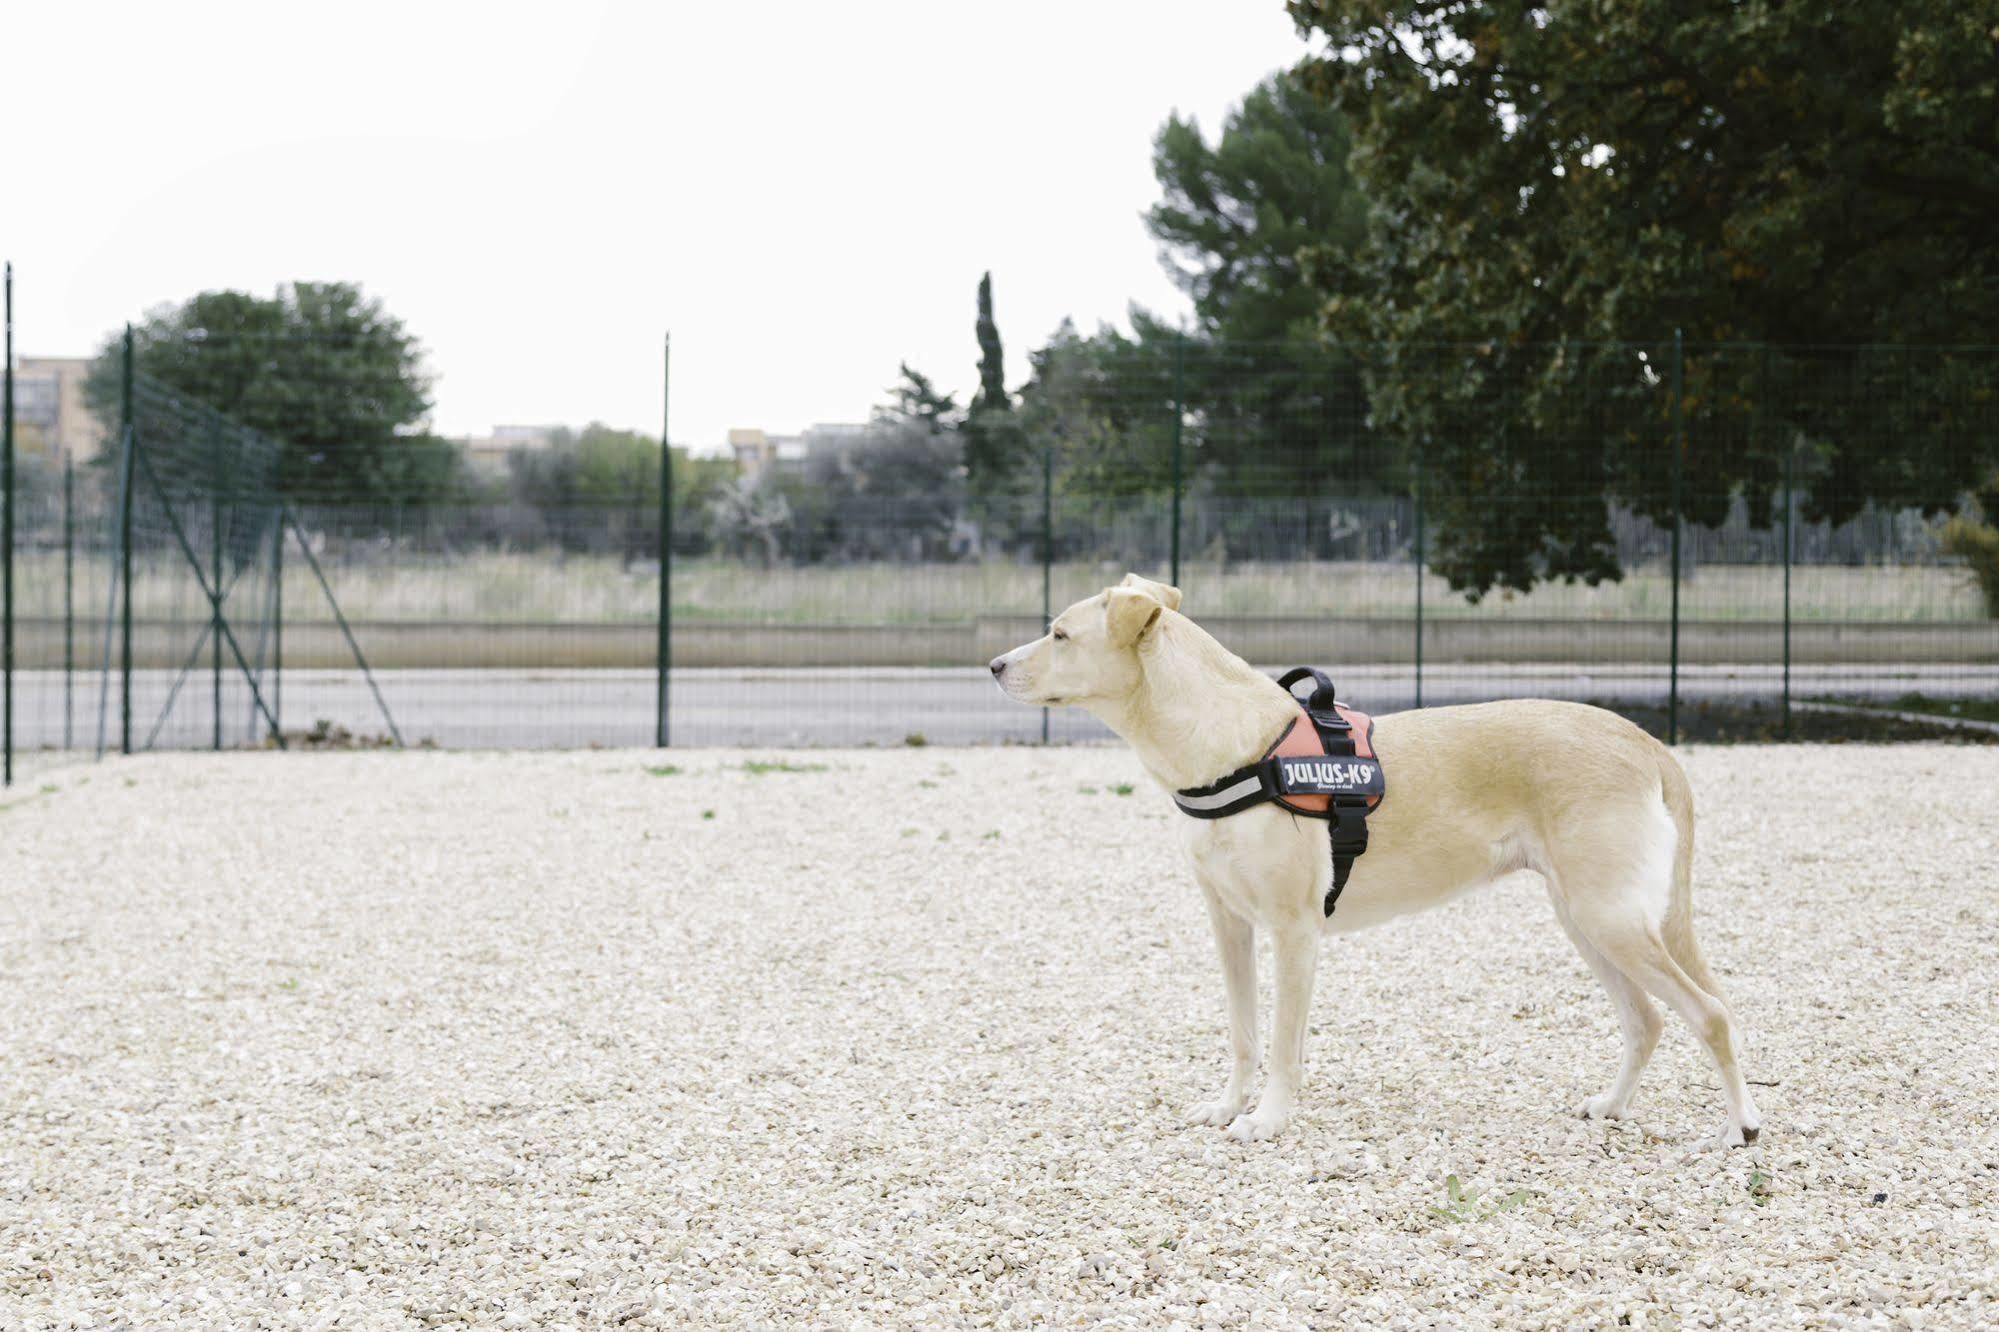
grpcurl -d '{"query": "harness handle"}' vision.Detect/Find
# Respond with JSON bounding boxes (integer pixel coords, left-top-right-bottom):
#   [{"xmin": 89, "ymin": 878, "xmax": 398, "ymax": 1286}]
[{"xmin": 1277, "ymin": 666, "xmax": 1339, "ymax": 716}]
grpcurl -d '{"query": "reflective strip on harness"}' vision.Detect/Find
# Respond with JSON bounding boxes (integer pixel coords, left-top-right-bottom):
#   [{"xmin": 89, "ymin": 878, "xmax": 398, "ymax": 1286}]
[{"xmin": 1170, "ymin": 771, "xmax": 1267, "ymax": 814}]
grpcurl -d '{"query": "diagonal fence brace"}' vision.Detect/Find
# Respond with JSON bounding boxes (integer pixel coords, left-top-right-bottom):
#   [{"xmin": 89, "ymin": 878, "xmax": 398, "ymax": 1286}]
[
  {"xmin": 283, "ymin": 506, "xmax": 404, "ymax": 748},
  {"xmin": 144, "ymin": 529, "xmax": 270, "ymax": 750},
  {"xmin": 132, "ymin": 445, "xmax": 287, "ymax": 749}
]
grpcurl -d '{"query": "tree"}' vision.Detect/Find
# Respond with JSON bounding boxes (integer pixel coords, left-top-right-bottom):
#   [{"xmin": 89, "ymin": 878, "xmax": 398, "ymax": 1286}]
[
  {"xmin": 506, "ymin": 422, "xmax": 731, "ymax": 556},
  {"xmin": 1015, "ymin": 318, "xmax": 1182, "ymax": 500},
  {"xmin": 730, "ymin": 367, "xmax": 970, "ymax": 563},
  {"xmin": 973, "ymin": 273, "xmax": 1008, "ymax": 412},
  {"xmin": 87, "ymin": 283, "xmax": 450, "ymax": 506},
  {"xmin": 1016, "ymin": 72, "xmax": 1381, "ymax": 505},
  {"xmin": 964, "ymin": 272, "xmax": 1021, "ymax": 499},
  {"xmin": 1942, "ymin": 470, "xmax": 1999, "ymax": 617},
  {"xmin": 706, "ymin": 476, "xmax": 793, "ymax": 567},
  {"xmin": 842, "ymin": 368, "xmax": 967, "ymax": 558},
  {"xmin": 1149, "ymin": 72, "xmax": 1387, "ymax": 502},
  {"xmin": 1290, "ymin": 0, "xmax": 1999, "ymax": 596},
  {"xmin": 883, "ymin": 363, "xmax": 958, "ymax": 431},
  {"xmin": 1148, "ymin": 71, "xmax": 1366, "ymax": 347}
]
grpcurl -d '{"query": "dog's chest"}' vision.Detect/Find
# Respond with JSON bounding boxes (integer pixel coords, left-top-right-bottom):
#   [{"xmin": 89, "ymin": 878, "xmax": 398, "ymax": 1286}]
[{"xmin": 1178, "ymin": 805, "xmax": 1325, "ymax": 920}]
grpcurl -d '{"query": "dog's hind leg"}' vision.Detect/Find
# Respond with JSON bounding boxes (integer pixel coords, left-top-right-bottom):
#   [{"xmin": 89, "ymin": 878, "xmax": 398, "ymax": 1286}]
[
  {"xmin": 1548, "ymin": 891, "xmax": 1662, "ymax": 1121},
  {"xmin": 1187, "ymin": 877, "xmax": 1258, "ymax": 1128},
  {"xmin": 1555, "ymin": 795, "xmax": 1760, "ymax": 1149},
  {"xmin": 1227, "ymin": 916, "xmax": 1317, "ymax": 1143},
  {"xmin": 1588, "ymin": 920, "xmax": 1761, "ymax": 1148},
  {"xmin": 1565, "ymin": 877, "xmax": 1761, "ymax": 1147}
]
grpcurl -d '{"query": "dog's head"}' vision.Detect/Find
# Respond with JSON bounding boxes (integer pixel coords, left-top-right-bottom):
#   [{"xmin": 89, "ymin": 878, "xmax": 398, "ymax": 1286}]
[{"xmin": 989, "ymin": 573, "xmax": 1182, "ymax": 707}]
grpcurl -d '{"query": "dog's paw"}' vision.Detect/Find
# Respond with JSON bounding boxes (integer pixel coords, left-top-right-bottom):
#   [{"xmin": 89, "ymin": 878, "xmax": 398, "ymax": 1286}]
[
  {"xmin": 1710, "ymin": 1119, "xmax": 1762, "ymax": 1150},
  {"xmin": 1185, "ymin": 1099, "xmax": 1245, "ymax": 1128},
  {"xmin": 1224, "ymin": 1108, "xmax": 1288, "ymax": 1142},
  {"xmin": 1576, "ymin": 1093, "xmax": 1634, "ymax": 1121}
]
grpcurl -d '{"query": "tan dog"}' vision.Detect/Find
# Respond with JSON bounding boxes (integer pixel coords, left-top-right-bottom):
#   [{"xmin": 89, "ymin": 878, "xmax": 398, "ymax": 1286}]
[{"xmin": 990, "ymin": 573, "xmax": 1761, "ymax": 1147}]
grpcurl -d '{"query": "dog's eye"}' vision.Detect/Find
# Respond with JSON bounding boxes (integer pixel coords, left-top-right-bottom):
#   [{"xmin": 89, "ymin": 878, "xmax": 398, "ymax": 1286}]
[{"xmin": 1052, "ymin": 629, "xmax": 1068, "ymax": 642}]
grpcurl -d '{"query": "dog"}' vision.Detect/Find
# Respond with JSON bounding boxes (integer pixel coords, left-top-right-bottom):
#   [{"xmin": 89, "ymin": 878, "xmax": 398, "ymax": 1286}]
[{"xmin": 990, "ymin": 573, "xmax": 1761, "ymax": 1147}]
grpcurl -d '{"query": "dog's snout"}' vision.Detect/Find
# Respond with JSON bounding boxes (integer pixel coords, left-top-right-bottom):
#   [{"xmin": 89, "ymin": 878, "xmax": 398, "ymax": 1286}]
[{"xmin": 989, "ymin": 656, "xmax": 1007, "ymax": 677}]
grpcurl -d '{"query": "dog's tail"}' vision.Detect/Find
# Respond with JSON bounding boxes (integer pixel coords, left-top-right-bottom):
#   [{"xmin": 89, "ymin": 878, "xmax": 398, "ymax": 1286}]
[{"xmin": 1654, "ymin": 740, "xmax": 1727, "ymax": 999}]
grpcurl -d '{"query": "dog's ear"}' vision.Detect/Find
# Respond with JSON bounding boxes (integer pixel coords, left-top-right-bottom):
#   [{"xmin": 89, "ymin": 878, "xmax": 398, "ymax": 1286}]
[
  {"xmin": 1118, "ymin": 572, "xmax": 1182, "ymax": 612},
  {"xmin": 1105, "ymin": 586, "xmax": 1164, "ymax": 647}
]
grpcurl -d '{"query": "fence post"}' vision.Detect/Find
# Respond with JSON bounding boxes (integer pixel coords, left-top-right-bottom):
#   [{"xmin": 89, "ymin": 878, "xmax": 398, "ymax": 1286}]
[
  {"xmin": 1041, "ymin": 442, "xmax": 1053, "ymax": 745},
  {"xmin": 272, "ymin": 508, "xmax": 283, "ymax": 740},
  {"xmin": 1667, "ymin": 330, "xmax": 1684, "ymax": 745},
  {"xmin": 210, "ymin": 416, "xmax": 223, "ymax": 750},
  {"xmin": 1781, "ymin": 407, "xmax": 1795, "ymax": 741},
  {"xmin": 656, "ymin": 333, "xmax": 671, "ymax": 748},
  {"xmin": 1169, "ymin": 332, "xmax": 1185, "ymax": 589},
  {"xmin": 120, "ymin": 324, "xmax": 134, "ymax": 756},
  {"xmin": 94, "ymin": 396, "xmax": 129, "ymax": 759},
  {"xmin": 3, "ymin": 261, "xmax": 13, "ymax": 787},
  {"xmin": 63, "ymin": 455, "xmax": 74, "ymax": 750},
  {"xmin": 1412, "ymin": 437, "xmax": 1425, "ymax": 710}
]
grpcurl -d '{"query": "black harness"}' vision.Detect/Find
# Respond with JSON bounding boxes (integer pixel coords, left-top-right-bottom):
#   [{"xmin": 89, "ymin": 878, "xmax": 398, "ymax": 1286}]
[{"xmin": 1171, "ymin": 668, "xmax": 1384, "ymax": 917}]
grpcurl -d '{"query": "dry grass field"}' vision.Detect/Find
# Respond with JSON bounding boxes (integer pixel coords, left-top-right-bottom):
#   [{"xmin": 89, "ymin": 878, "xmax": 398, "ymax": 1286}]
[{"xmin": 10, "ymin": 550, "xmax": 1989, "ymax": 626}]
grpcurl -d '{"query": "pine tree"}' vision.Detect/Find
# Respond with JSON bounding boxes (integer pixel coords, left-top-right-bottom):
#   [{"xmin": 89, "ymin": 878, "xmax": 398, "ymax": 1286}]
[{"xmin": 884, "ymin": 363, "xmax": 957, "ymax": 431}]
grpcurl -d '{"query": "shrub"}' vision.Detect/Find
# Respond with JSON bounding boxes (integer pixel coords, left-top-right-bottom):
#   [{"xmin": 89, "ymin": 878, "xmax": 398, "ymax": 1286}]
[{"xmin": 1942, "ymin": 514, "xmax": 1999, "ymax": 617}]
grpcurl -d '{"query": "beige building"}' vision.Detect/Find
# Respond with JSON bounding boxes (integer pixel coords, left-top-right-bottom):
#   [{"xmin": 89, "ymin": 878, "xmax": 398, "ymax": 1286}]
[
  {"xmin": 457, "ymin": 424, "xmax": 560, "ymax": 476},
  {"xmin": 8, "ymin": 356, "xmax": 109, "ymax": 462},
  {"xmin": 728, "ymin": 428, "xmax": 782, "ymax": 478}
]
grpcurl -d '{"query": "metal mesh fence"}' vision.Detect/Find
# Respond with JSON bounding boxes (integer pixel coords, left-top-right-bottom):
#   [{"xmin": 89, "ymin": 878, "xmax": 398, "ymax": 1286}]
[
  {"xmin": 120, "ymin": 373, "xmax": 288, "ymax": 751},
  {"xmin": 4, "ymin": 333, "xmax": 1997, "ymax": 765}
]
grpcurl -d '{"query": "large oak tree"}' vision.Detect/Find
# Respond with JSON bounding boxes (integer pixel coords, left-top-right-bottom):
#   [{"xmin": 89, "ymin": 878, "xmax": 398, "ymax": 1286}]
[{"xmin": 1290, "ymin": 0, "xmax": 1999, "ymax": 595}]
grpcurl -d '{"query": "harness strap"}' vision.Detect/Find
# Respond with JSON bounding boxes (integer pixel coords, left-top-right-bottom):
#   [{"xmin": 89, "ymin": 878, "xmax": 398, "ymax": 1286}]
[
  {"xmin": 1317, "ymin": 721, "xmax": 1373, "ymax": 916},
  {"xmin": 1172, "ymin": 715, "xmax": 1298, "ymax": 818},
  {"xmin": 1278, "ymin": 669, "xmax": 1380, "ymax": 915}
]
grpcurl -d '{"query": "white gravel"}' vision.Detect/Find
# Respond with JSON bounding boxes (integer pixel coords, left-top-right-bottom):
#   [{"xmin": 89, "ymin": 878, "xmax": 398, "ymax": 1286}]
[{"xmin": 2, "ymin": 744, "xmax": 1996, "ymax": 1329}]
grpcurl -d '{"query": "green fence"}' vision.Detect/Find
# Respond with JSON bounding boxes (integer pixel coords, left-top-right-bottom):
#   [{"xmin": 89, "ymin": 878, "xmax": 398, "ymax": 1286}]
[{"xmin": 3, "ymin": 322, "xmax": 1997, "ymax": 773}]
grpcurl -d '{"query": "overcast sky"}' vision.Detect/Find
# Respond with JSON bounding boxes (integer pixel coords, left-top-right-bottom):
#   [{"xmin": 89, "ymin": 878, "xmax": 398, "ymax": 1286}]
[{"xmin": 5, "ymin": 1, "xmax": 1315, "ymax": 452}]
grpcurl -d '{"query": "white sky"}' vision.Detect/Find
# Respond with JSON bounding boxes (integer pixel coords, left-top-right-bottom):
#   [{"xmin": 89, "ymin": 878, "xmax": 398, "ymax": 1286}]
[{"xmin": 5, "ymin": 1, "xmax": 1313, "ymax": 452}]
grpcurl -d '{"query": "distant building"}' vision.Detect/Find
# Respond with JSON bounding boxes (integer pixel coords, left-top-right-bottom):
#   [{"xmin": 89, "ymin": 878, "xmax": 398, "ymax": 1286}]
[
  {"xmin": 457, "ymin": 424, "xmax": 560, "ymax": 476},
  {"xmin": 8, "ymin": 356, "xmax": 109, "ymax": 462},
  {"xmin": 728, "ymin": 428, "xmax": 779, "ymax": 477},
  {"xmin": 729, "ymin": 422, "xmax": 868, "ymax": 480}
]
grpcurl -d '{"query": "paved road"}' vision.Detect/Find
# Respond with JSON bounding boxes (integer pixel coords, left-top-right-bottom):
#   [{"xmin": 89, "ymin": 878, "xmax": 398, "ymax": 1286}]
[{"xmin": 6, "ymin": 663, "xmax": 1995, "ymax": 752}]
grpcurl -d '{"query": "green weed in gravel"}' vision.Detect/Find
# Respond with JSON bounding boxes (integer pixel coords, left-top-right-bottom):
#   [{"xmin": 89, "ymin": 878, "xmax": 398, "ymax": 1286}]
[
  {"xmin": 741, "ymin": 759, "xmax": 830, "ymax": 775},
  {"xmin": 1427, "ymin": 1175, "xmax": 1532, "ymax": 1225}
]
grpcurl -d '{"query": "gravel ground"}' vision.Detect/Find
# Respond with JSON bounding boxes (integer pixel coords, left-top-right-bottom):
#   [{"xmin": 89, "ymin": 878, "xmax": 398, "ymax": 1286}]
[{"xmin": 2, "ymin": 744, "xmax": 1996, "ymax": 1329}]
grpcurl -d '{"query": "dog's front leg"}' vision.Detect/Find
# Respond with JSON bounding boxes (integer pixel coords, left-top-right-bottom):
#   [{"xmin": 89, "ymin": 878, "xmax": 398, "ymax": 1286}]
[
  {"xmin": 1228, "ymin": 917, "xmax": 1317, "ymax": 1142},
  {"xmin": 1187, "ymin": 879, "xmax": 1258, "ymax": 1127}
]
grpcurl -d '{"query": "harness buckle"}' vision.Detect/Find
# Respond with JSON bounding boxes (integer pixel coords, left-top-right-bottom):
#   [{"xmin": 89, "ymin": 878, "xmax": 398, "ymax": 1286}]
[
  {"xmin": 1331, "ymin": 800, "xmax": 1370, "ymax": 856},
  {"xmin": 1313, "ymin": 707, "xmax": 1353, "ymax": 737}
]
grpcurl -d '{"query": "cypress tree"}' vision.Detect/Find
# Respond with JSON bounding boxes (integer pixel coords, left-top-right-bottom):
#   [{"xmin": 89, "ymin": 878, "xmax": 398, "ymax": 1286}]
[
  {"xmin": 964, "ymin": 272, "xmax": 1019, "ymax": 500},
  {"xmin": 974, "ymin": 272, "xmax": 1007, "ymax": 414}
]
